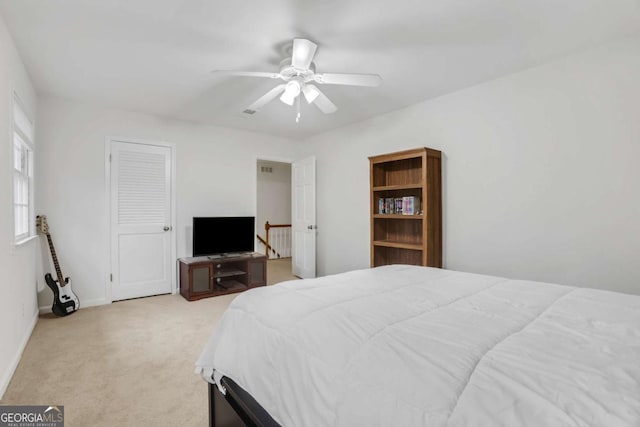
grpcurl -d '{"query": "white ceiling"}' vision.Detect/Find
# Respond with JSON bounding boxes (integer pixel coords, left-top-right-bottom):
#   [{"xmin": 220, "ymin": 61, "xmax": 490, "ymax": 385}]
[{"xmin": 1, "ymin": 0, "xmax": 639, "ymax": 138}]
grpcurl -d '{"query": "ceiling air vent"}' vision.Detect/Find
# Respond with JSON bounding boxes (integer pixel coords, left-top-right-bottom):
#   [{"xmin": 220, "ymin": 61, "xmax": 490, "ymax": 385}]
[{"xmin": 243, "ymin": 109, "xmax": 257, "ymax": 115}]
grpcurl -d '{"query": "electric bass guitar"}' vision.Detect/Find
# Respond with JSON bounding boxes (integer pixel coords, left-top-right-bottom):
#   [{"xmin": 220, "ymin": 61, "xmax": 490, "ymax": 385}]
[{"xmin": 36, "ymin": 215, "xmax": 80, "ymax": 316}]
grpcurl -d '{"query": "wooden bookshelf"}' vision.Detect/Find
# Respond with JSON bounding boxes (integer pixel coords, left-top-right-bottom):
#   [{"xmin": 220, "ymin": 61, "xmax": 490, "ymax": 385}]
[{"xmin": 369, "ymin": 147, "xmax": 442, "ymax": 268}]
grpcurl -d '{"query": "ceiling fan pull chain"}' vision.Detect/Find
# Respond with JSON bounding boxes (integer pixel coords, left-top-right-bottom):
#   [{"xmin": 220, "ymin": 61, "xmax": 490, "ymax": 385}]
[{"xmin": 296, "ymin": 95, "xmax": 301, "ymax": 123}]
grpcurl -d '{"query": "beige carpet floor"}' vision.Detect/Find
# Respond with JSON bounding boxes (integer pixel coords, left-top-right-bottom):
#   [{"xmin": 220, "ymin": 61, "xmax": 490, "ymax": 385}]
[{"xmin": 1, "ymin": 258, "xmax": 297, "ymax": 426}]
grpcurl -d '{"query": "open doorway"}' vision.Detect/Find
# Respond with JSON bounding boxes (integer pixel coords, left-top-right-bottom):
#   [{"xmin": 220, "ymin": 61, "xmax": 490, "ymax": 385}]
[{"xmin": 256, "ymin": 159, "xmax": 294, "ymax": 284}]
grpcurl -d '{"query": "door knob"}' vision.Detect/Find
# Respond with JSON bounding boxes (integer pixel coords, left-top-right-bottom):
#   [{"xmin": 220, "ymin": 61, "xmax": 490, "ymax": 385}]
[{"xmin": 163, "ymin": 226, "xmax": 171, "ymax": 231}]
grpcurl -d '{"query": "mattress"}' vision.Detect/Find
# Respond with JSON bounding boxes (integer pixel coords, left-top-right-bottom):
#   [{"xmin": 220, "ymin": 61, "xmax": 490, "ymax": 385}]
[{"xmin": 196, "ymin": 265, "xmax": 640, "ymax": 426}]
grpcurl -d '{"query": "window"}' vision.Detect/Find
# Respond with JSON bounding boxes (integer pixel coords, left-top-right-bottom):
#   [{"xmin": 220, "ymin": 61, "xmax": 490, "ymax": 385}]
[{"xmin": 12, "ymin": 96, "xmax": 34, "ymax": 243}]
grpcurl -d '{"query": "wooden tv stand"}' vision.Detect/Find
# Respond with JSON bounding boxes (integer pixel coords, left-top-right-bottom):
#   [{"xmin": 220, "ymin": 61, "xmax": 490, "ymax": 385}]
[{"xmin": 178, "ymin": 253, "xmax": 267, "ymax": 301}]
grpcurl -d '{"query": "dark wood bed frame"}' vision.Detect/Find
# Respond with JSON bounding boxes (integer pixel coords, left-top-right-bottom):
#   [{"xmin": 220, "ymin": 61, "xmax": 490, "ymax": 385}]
[{"xmin": 209, "ymin": 376, "xmax": 280, "ymax": 427}]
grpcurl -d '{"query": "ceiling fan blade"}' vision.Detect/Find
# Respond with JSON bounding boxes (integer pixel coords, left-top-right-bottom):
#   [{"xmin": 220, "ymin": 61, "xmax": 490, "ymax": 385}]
[
  {"xmin": 212, "ymin": 70, "xmax": 281, "ymax": 79},
  {"xmin": 245, "ymin": 84, "xmax": 286, "ymax": 113},
  {"xmin": 314, "ymin": 73, "xmax": 382, "ymax": 87},
  {"xmin": 308, "ymin": 85, "xmax": 337, "ymax": 114},
  {"xmin": 291, "ymin": 38, "xmax": 317, "ymax": 70}
]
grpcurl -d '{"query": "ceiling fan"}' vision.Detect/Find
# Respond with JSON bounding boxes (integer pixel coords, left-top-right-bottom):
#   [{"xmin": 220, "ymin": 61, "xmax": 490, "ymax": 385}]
[{"xmin": 212, "ymin": 38, "xmax": 382, "ymax": 122}]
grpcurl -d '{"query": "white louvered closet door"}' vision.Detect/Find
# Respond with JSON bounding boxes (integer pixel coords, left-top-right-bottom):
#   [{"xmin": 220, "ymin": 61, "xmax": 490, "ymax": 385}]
[{"xmin": 110, "ymin": 141, "xmax": 173, "ymax": 301}]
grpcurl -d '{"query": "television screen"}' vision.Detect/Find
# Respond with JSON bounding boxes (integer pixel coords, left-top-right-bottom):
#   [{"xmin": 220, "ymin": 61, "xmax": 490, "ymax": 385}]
[{"xmin": 193, "ymin": 217, "xmax": 255, "ymax": 256}]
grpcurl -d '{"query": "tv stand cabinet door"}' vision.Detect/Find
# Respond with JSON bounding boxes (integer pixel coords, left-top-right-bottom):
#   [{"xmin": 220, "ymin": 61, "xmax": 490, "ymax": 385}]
[
  {"xmin": 190, "ymin": 263, "xmax": 214, "ymax": 295},
  {"xmin": 248, "ymin": 259, "xmax": 266, "ymax": 287}
]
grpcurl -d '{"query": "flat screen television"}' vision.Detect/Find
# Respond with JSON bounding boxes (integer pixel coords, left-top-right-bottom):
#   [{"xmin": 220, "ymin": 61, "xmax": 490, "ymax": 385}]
[{"xmin": 192, "ymin": 216, "xmax": 255, "ymax": 256}]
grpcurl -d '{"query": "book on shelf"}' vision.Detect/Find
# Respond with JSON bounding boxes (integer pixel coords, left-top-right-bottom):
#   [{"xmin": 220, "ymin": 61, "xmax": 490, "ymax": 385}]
[
  {"xmin": 402, "ymin": 196, "xmax": 421, "ymax": 215},
  {"xmin": 385, "ymin": 198, "xmax": 394, "ymax": 214},
  {"xmin": 378, "ymin": 196, "xmax": 421, "ymax": 215},
  {"xmin": 395, "ymin": 198, "xmax": 403, "ymax": 214}
]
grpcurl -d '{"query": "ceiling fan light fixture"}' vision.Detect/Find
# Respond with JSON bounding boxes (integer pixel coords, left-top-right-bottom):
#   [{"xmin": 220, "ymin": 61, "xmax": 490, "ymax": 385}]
[
  {"xmin": 285, "ymin": 80, "xmax": 301, "ymax": 96},
  {"xmin": 302, "ymin": 84, "xmax": 320, "ymax": 104},
  {"xmin": 280, "ymin": 91, "xmax": 296, "ymax": 106},
  {"xmin": 280, "ymin": 80, "xmax": 301, "ymax": 105}
]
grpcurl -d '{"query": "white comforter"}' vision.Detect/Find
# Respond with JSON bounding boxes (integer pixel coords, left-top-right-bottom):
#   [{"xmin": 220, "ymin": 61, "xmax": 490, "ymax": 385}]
[{"xmin": 196, "ymin": 265, "xmax": 640, "ymax": 427}]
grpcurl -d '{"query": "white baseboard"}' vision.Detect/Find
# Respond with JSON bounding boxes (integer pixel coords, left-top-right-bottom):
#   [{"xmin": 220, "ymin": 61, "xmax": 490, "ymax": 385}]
[
  {"xmin": 0, "ymin": 310, "xmax": 39, "ymax": 399},
  {"xmin": 38, "ymin": 297, "xmax": 110, "ymax": 315}
]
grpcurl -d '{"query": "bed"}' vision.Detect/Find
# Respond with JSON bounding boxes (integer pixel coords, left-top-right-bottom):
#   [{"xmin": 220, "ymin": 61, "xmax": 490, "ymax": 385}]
[{"xmin": 196, "ymin": 265, "xmax": 640, "ymax": 426}]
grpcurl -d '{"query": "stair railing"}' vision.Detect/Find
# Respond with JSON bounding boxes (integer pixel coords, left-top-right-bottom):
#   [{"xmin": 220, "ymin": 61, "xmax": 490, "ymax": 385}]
[{"xmin": 264, "ymin": 221, "xmax": 291, "ymax": 259}]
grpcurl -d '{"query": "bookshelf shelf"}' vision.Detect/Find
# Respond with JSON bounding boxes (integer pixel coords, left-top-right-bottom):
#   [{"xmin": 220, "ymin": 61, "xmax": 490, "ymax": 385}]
[
  {"xmin": 373, "ymin": 214, "xmax": 423, "ymax": 220},
  {"xmin": 372, "ymin": 184, "xmax": 423, "ymax": 192},
  {"xmin": 373, "ymin": 240, "xmax": 423, "ymax": 250},
  {"xmin": 369, "ymin": 147, "xmax": 442, "ymax": 268}
]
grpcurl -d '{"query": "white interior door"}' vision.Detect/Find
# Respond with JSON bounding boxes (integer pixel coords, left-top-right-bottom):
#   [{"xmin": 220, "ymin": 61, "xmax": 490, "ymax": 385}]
[
  {"xmin": 292, "ymin": 156, "xmax": 316, "ymax": 278},
  {"xmin": 110, "ymin": 140, "xmax": 173, "ymax": 301}
]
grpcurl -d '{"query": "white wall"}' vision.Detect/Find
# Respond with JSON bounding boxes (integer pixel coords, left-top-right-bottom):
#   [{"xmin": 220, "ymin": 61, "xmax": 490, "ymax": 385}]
[
  {"xmin": 36, "ymin": 96, "xmax": 298, "ymax": 309},
  {"xmin": 300, "ymin": 34, "xmax": 640, "ymax": 295},
  {"xmin": 0, "ymin": 14, "xmax": 38, "ymax": 398},
  {"xmin": 256, "ymin": 160, "xmax": 291, "ymax": 254}
]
